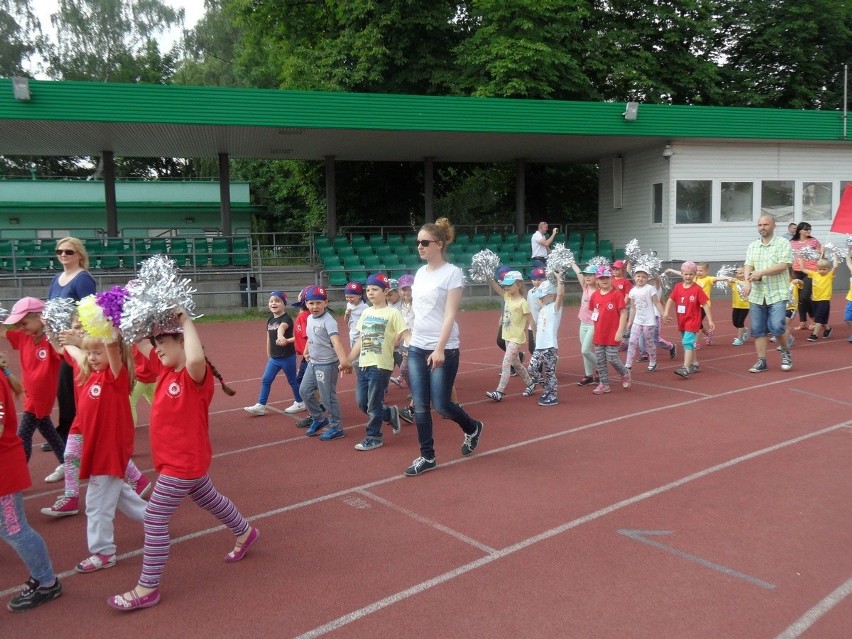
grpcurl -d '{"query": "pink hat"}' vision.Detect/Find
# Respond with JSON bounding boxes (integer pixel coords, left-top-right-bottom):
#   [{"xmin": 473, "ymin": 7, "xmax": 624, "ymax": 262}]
[
  {"xmin": 3, "ymin": 296, "xmax": 45, "ymax": 325},
  {"xmin": 612, "ymin": 260, "xmax": 626, "ymax": 269},
  {"xmin": 398, "ymin": 274, "xmax": 414, "ymax": 288}
]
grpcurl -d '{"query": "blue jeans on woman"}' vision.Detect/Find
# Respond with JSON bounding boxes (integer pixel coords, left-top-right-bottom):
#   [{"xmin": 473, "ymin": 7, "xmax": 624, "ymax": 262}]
[
  {"xmin": 257, "ymin": 355, "xmax": 302, "ymax": 405},
  {"xmin": 355, "ymin": 365, "xmax": 392, "ymax": 439},
  {"xmin": 0, "ymin": 493, "xmax": 56, "ymax": 585},
  {"xmin": 407, "ymin": 346, "xmax": 477, "ymax": 461}
]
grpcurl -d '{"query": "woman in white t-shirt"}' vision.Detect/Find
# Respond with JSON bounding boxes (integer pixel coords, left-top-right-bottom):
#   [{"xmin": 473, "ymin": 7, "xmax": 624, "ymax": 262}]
[{"xmin": 404, "ymin": 218, "xmax": 484, "ymax": 477}]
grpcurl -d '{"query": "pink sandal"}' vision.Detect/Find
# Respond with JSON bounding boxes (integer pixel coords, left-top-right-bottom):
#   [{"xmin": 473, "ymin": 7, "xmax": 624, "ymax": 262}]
[
  {"xmin": 225, "ymin": 527, "xmax": 260, "ymax": 563},
  {"xmin": 107, "ymin": 588, "xmax": 161, "ymax": 611}
]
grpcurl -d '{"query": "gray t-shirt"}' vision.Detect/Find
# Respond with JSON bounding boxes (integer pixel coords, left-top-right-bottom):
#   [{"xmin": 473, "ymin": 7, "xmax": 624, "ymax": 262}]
[{"xmin": 306, "ymin": 311, "xmax": 340, "ymax": 364}]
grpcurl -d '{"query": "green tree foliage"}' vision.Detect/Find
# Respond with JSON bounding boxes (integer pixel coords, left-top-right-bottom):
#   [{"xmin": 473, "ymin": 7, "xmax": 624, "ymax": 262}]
[
  {"xmin": 0, "ymin": 0, "xmax": 39, "ymax": 76},
  {"xmin": 173, "ymin": 0, "xmax": 242, "ymax": 87}
]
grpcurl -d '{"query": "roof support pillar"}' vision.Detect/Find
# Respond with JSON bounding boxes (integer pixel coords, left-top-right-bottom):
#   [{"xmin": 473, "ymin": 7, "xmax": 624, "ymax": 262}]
[
  {"xmin": 102, "ymin": 151, "xmax": 118, "ymax": 238},
  {"xmin": 424, "ymin": 157, "xmax": 434, "ymax": 223},
  {"xmin": 325, "ymin": 155, "xmax": 337, "ymax": 239},
  {"xmin": 515, "ymin": 159, "xmax": 526, "ymax": 236},
  {"xmin": 218, "ymin": 152, "xmax": 232, "ymax": 238}
]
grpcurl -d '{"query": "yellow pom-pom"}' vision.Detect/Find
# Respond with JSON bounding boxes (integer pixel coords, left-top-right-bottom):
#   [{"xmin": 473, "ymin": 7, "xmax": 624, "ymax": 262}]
[{"xmin": 77, "ymin": 295, "xmax": 115, "ymax": 341}]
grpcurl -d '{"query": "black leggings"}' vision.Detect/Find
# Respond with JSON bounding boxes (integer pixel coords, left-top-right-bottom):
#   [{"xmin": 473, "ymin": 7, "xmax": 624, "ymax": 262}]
[
  {"xmin": 793, "ymin": 271, "xmax": 813, "ymax": 322},
  {"xmin": 55, "ymin": 360, "xmax": 75, "ymax": 444}
]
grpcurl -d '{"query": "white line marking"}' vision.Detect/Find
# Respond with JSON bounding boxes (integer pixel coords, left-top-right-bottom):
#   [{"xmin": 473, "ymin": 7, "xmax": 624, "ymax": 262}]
[
  {"xmin": 773, "ymin": 576, "xmax": 852, "ymax": 639},
  {"xmin": 790, "ymin": 388, "xmax": 852, "ymax": 407}
]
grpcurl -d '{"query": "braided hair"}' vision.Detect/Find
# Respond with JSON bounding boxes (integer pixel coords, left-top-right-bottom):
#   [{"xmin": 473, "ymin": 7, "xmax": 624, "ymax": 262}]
[{"xmin": 205, "ymin": 355, "xmax": 235, "ymax": 396}]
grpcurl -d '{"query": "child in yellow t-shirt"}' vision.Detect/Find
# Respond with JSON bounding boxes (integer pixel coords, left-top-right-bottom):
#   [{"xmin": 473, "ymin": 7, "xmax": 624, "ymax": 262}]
[
  {"xmin": 804, "ymin": 256, "xmax": 839, "ymax": 341},
  {"xmin": 486, "ymin": 270, "xmax": 535, "ymax": 401},
  {"xmin": 730, "ymin": 266, "xmax": 750, "ymax": 346}
]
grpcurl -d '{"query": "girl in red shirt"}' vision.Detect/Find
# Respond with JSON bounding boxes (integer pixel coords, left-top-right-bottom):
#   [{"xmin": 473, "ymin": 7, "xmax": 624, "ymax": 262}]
[
  {"xmin": 663, "ymin": 261, "xmax": 715, "ymax": 378},
  {"xmin": 0, "ymin": 354, "xmax": 62, "ymax": 612},
  {"xmin": 588, "ymin": 267, "xmax": 631, "ymax": 395},
  {"xmin": 63, "ymin": 335, "xmax": 148, "ymax": 573},
  {"xmin": 109, "ymin": 311, "xmax": 258, "ymax": 612}
]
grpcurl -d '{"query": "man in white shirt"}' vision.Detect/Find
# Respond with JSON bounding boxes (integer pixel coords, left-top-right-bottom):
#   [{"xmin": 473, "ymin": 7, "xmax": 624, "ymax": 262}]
[{"xmin": 531, "ymin": 221, "xmax": 558, "ymax": 269}]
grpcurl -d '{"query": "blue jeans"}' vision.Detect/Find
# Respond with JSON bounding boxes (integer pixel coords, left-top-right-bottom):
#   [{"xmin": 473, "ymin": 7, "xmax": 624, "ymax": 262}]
[
  {"xmin": 355, "ymin": 365, "xmax": 392, "ymax": 439},
  {"xmin": 299, "ymin": 361, "xmax": 341, "ymax": 428},
  {"xmin": 749, "ymin": 300, "xmax": 787, "ymax": 338},
  {"xmin": 257, "ymin": 355, "xmax": 301, "ymax": 405},
  {"xmin": 407, "ymin": 346, "xmax": 477, "ymax": 460},
  {"xmin": 0, "ymin": 493, "xmax": 56, "ymax": 585}
]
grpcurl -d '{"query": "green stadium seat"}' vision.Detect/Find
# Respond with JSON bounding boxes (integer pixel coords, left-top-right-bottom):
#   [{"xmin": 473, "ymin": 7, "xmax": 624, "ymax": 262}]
[
  {"xmin": 470, "ymin": 233, "xmax": 486, "ymax": 249},
  {"xmin": 148, "ymin": 238, "xmax": 168, "ymax": 255},
  {"xmin": 485, "ymin": 232, "xmax": 503, "ymax": 246},
  {"xmin": 193, "ymin": 237, "xmax": 210, "ymax": 266},
  {"xmin": 326, "ymin": 269, "xmax": 348, "ymax": 287},
  {"xmin": 210, "ymin": 238, "xmax": 230, "ymax": 267},
  {"xmin": 129, "ymin": 238, "xmax": 150, "ymax": 267},
  {"xmin": 332, "ymin": 235, "xmax": 349, "ymax": 247},
  {"xmin": 597, "ymin": 240, "xmax": 613, "ymax": 260},
  {"xmin": 314, "ymin": 236, "xmax": 332, "ymax": 250},
  {"xmin": 336, "ymin": 246, "xmax": 357, "ymax": 260},
  {"xmin": 368, "ymin": 235, "xmax": 386, "ymax": 249},
  {"xmin": 386, "ymin": 234, "xmax": 403, "ymax": 247},
  {"xmin": 350, "ymin": 235, "xmax": 368, "ymax": 248},
  {"xmin": 582, "ymin": 230, "xmax": 597, "ymax": 250},
  {"xmin": 321, "ymin": 254, "xmax": 343, "ymax": 271},
  {"xmin": 363, "ymin": 255, "xmax": 383, "ymax": 270},
  {"xmin": 342, "ymin": 255, "xmax": 363, "ymax": 269},
  {"xmin": 318, "ymin": 246, "xmax": 337, "ymax": 260},
  {"xmin": 29, "ymin": 244, "xmax": 53, "ymax": 270},
  {"xmin": 355, "ymin": 245, "xmax": 375, "ymax": 259},
  {"xmin": 99, "ymin": 243, "xmax": 122, "ymax": 269},
  {"xmin": 347, "ymin": 266, "xmax": 369, "ymax": 285},
  {"xmin": 0, "ymin": 239, "xmax": 13, "ymax": 270},
  {"xmin": 613, "ymin": 247, "xmax": 626, "ymax": 261},
  {"xmin": 232, "ymin": 237, "xmax": 251, "ymax": 267}
]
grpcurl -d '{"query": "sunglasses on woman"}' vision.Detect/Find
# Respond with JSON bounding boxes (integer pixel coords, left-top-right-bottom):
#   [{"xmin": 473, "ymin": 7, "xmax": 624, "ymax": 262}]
[
  {"xmin": 415, "ymin": 239, "xmax": 438, "ymax": 247},
  {"xmin": 55, "ymin": 249, "xmax": 77, "ymax": 256}
]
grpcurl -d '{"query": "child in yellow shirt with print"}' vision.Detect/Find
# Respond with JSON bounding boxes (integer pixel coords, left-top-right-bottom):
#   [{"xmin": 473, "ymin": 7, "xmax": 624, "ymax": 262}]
[{"xmin": 804, "ymin": 256, "xmax": 839, "ymax": 341}]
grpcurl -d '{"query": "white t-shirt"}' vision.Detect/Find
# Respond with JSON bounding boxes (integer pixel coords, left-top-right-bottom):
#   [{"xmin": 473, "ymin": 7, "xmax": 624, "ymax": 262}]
[
  {"xmin": 527, "ymin": 287, "xmax": 542, "ymax": 331},
  {"xmin": 628, "ymin": 284, "xmax": 658, "ymax": 327},
  {"xmin": 531, "ymin": 231, "xmax": 547, "ymax": 258},
  {"xmin": 411, "ymin": 262, "xmax": 463, "ymax": 350},
  {"xmin": 535, "ymin": 303, "xmax": 562, "ymax": 350}
]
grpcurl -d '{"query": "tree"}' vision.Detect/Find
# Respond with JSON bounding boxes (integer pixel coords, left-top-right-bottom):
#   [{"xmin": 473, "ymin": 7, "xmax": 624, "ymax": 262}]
[
  {"xmin": 0, "ymin": 0, "xmax": 39, "ymax": 76},
  {"xmin": 173, "ymin": 0, "xmax": 243, "ymax": 87}
]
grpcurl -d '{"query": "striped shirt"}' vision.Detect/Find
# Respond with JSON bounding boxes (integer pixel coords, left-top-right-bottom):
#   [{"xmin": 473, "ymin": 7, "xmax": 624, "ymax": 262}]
[{"xmin": 745, "ymin": 235, "xmax": 793, "ymax": 305}]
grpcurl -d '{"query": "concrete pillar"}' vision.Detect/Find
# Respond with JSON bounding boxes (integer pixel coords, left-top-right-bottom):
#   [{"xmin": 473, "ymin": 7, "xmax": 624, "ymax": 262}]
[
  {"xmin": 424, "ymin": 157, "xmax": 434, "ymax": 223},
  {"xmin": 103, "ymin": 151, "xmax": 118, "ymax": 237},
  {"xmin": 515, "ymin": 160, "xmax": 526, "ymax": 235},
  {"xmin": 218, "ymin": 152, "xmax": 232, "ymax": 238},
  {"xmin": 325, "ymin": 156, "xmax": 337, "ymax": 238}
]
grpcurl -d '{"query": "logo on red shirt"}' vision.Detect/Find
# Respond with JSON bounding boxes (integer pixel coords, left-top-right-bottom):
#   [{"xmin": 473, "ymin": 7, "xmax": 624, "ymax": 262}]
[
  {"xmin": 88, "ymin": 384, "xmax": 102, "ymax": 399},
  {"xmin": 606, "ymin": 302, "xmax": 614, "ymax": 310},
  {"xmin": 36, "ymin": 347, "xmax": 48, "ymax": 360},
  {"xmin": 167, "ymin": 380, "xmax": 181, "ymax": 398}
]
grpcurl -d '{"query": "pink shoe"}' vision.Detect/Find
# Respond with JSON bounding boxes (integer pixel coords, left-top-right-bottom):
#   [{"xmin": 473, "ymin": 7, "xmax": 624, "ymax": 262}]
[
  {"xmin": 133, "ymin": 475, "xmax": 152, "ymax": 499},
  {"xmin": 107, "ymin": 588, "xmax": 161, "ymax": 611},
  {"xmin": 225, "ymin": 527, "xmax": 260, "ymax": 563},
  {"xmin": 592, "ymin": 383, "xmax": 611, "ymax": 395},
  {"xmin": 41, "ymin": 495, "xmax": 79, "ymax": 517},
  {"xmin": 622, "ymin": 371, "xmax": 632, "ymax": 389},
  {"xmin": 76, "ymin": 553, "xmax": 116, "ymax": 573}
]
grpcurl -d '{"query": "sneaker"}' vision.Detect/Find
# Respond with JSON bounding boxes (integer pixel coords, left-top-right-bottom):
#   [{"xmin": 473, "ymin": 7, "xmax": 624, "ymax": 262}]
[
  {"xmin": 76, "ymin": 553, "xmax": 116, "ymax": 573},
  {"xmin": 732, "ymin": 338, "xmax": 744, "ymax": 346},
  {"xmin": 485, "ymin": 390, "xmax": 504, "ymax": 401},
  {"xmin": 538, "ymin": 395, "xmax": 559, "ymax": 407},
  {"xmin": 674, "ymin": 366, "xmax": 689, "ymax": 378},
  {"xmin": 389, "ymin": 376, "xmax": 405, "ymax": 388},
  {"xmin": 621, "ymin": 371, "xmax": 632, "ymax": 389},
  {"xmin": 704, "ymin": 332, "xmax": 713, "ymax": 345},
  {"xmin": 522, "ymin": 383, "xmax": 536, "ymax": 397},
  {"xmin": 742, "ymin": 330, "xmax": 749, "ymax": 341},
  {"xmin": 577, "ymin": 376, "xmax": 595, "ymax": 386},
  {"xmin": 592, "ymin": 383, "xmax": 611, "ymax": 395},
  {"xmin": 823, "ymin": 327, "xmax": 832, "ymax": 338},
  {"xmin": 296, "ymin": 416, "xmax": 313, "ymax": 428},
  {"xmin": 780, "ymin": 350, "xmax": 792, "ymax": 372},
  {"xmin": 669, "ymin": 344, "xmax": 678, "ymax": 360},
  {"xmin": 284, "ymin": 401, "xmax": 306, "ymax": 414},
  {"xmin": 399, "ymin": 406, "xmax": 415, "ymax": 424},
  {"xmin": 305, "ymin": 417, "xmax": 329, "ymax": 437},
  {"xmin": 404, "ymin": 456, "xmax": 436, "ymax": 476},
  {"xmin": 44, "ymin": 464, "xmax": 64, "ymax": 483},
  {"xmin": 769, "ymin": 336, "xmax": 777, "ymax": 343},
  {"xmin": 689, "ymin": 363, "xmax": 700, "ymax": 374},
  {"xmin": 319, "ymin": 426, "xmax": 344, "ymax": 441},
  {"xmin": 807, "ymin": 334, "xmax": 819, "ymax": 342},
  {"xmin": 7, "ymin": 577, "xmax": 62, "ymax": 612},
  {"xmin": 41, "ymin": 495, "xmax": 78, "ymax": 517},
  {"xmin": 647, "ymin": 363, "xmax": 658, "ymax": 372},
  {"xmin": 354, "ymin": 436, "xmax": 383, "ymax": 451},
  {"xmin": 461, "ymin": 421, "xmax": 483, "ymax": 456},
  {"xmin": 243, "ymin": 403, "xmax": 266, "ymax": 416},
  {"xmin": 748, "ymin": 359, "xmax": 768, "ymax": 373},
  {"xmin": 387, "ymin": 405, "xmax": 401, "ymax": 435},
  {"xmin": 133, "ymin": 475, "xmax": 152, "ymax": 499}
]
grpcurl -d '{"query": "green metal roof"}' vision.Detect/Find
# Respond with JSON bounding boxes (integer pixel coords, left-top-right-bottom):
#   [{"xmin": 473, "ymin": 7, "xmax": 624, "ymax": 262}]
[{"xmin": 0, "ymin": 79, "xmax": 847, "ymax": 163}]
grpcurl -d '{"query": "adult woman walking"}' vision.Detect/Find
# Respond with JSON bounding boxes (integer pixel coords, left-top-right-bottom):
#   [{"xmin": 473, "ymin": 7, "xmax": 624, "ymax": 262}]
[
  {"xmin": 45, "ymin": 238, "xmax": 96, "ymax": 470},
  {"xmin": 790, "ymin": 223, "xmax": 822, "ymax": 330},
  {"xmin": 404, "ymin": 217, "xmax": 484, "ymax": 476}
]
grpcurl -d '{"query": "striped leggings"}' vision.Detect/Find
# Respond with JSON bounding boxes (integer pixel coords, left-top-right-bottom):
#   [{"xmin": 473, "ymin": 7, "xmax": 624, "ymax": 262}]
[
  {"xmin": 62, "ymin": 434, "xmax": 144, "ymax": 498},
  {"xmin": 138, "ymin": 473, "xmax": 250, "ymax": 589},
  {"xmin": 594, "ymin": 345, "xmax": 629, "ymax": 385}
]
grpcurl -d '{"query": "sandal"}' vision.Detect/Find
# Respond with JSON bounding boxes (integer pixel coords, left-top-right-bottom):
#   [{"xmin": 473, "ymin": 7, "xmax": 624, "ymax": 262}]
[
  {"xmin": 522, "ymin": 383, "xmax": 536, "ymax": 397},
  {"xmin": 485, "ymin": 390, "xmax": 505, "ymax": 402},
  {"xmin": 225, "ymin": 527, "xmax": 260, "ymax": 563},
  {"xmin": 76, "ymin": 553, "xmax": 116, "ymax": 573},
  {"xmin": 107, "ymin": 588, "xmax": 161, "ymax": 611}
]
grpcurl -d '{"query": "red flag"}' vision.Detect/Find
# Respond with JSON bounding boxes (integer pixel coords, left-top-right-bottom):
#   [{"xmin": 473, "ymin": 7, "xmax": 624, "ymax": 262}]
[{"xmin": 830, "ymin": 184, "xmax": 852, "ymax": 234}]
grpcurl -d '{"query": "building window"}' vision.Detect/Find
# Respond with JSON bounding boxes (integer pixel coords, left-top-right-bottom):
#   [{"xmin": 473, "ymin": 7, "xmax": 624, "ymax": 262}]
[
  {"xmin": 760, "ymin": 180, "xmax": 794, "ymax": 222},
  {"xmin": 801, "ymin": 182, "xmax": 832, "ymax": 221},
  {"xmin": 720, "ymin": 182, "xmax": 753, "ymax": 222},
  {"xmin": 676, "ymin": 180, "xmax": 711, "ymax": 224},
  {"xmin": 652, "ymin": 183, "xmax": 663, "ymax": 224}
]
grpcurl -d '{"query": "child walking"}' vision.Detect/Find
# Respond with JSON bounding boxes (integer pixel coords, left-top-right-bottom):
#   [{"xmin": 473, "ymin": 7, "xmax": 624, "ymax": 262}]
[
  {"xmin": 663, "ymin": 261, "xmax": 715, "ymax": 378},
  {"xmin": 130, "ymin": 344, "xmax": 157, "ymax": 426},
  {"xmin": 62, "ymin": 335, "xmax": 148, "ymax": 573},
  {"xmin": 571, "ymin": 262, "xmax": 600, "ymax": 386},
  {"xmin": 804, "ymin": 256, "xmax": 839, "ymax": 341},
  {"xmin": 588, "ymin": 266, "xmax": 631, "ymax": 394},
  {"xmin": 109, "ymin": 311, "xmax": 258, "ymax": 612},
  {"xmin": 343, "ymin": 282, "xmax": 368, "ymax": 348},
  {"xmin": 0, "ymin": 298, "xmax": 65, "ymax": 464},
  {"xmin": 1, "ymin": 353, "xmax": 62, "ymax": 612},
  {"xmin": 486, "ymin": 270, "xmax": 535, "ymax": 401},
  {"xmin": 342, "ymin": 274, "xmax": 408, "ymax": 450},
  {"xmin": 292, "ymin": 286, "xmax": 320, "ymax": 428},
  {"xmin": 625, "ymin": 266, "xmax": 667, "ymax": 372},
  {"xmin": 523, "ymin": 278, "xmax": 564, "ymax": 406},
  {"xmin": 396, "ymin": 274, "xmax": 416, "ymax": 423},
  {"xmin": 301, "ymin": 286, "xmax": 349, "ymax": 441},
  {"xmin": 730, "ymin": 267, "xmax": 751, "ymax": 346},
  {"xmin": 244, "ymin": 290, "xmax": 304, "ymax": 416}
]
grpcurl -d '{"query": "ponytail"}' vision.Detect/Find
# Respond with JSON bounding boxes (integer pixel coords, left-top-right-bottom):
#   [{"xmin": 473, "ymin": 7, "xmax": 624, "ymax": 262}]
[{"xmin": 206, "ymin": 356, "xmax": 236, "ymax": 396}]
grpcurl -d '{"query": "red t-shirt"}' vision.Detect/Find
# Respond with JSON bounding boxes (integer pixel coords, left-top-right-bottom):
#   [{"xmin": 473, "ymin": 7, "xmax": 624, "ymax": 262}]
[
  {"xmin": 6, "ymin": 330, "xmax": 61, "ymax": 418},
  {"xmin": 0, "ymin": 374, "xmax": 30, "ymax": 496},
  {"xmin": 148, "ymin": 354, "xmax": 214, "ymax": 479},
  {"xmin": 133, "ymin": 345, "xmax": 158, "ymax": 384},
  {"xmin": 669, "ymin": 282, "xmax": 709, "ymax": 332},
  {"xmin": 74, "ymin": 365, "xmax": 134, "ymax": 480},
  {"xmin": 294, "ymin": 309, "xmax": 310, "ymax": 355},
  {"xmin": 589, "ymin": 289, "xmax": 626, "ymax": 346},
  {"xmin": 613, "ymin": 278, "xmax": 633, "ymax": 299}
]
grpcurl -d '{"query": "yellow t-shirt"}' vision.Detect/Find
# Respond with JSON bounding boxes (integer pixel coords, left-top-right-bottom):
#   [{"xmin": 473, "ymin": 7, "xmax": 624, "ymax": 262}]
[
  {"xmin": 731, "ymin": 279, "xmax": 749, "ymax": 309},
  {"xmin": 807, "ymin": 271, "xmax": 834, "ymax": 302},
  {"xmin": 787, "ymin": 281, "xmax": 802, "ymax": 311},
  {"xmin": 501, "ymin": 294, "xmax": 530, "ymax": 344},
  {"xmin": 694, "ymin": 276, "xmax": 716, "ymax": 306},
  {"xmin": 355, "ymin": 306, "xmax": 407, "ymax": 370}
]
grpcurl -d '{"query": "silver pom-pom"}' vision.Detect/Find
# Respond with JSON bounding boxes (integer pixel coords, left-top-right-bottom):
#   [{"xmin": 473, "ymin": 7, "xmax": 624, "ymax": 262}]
[
  {"xmin": 633, "ymin": 253, "xmax": 662, "ymax": 278},
  {"xmin": 119, "ymin": 255, "xmax": 198, "ymax": 344},
  {"xmin": 468, "ymin": 249, "xmax": 500, "ymax": 283},
  {"xmin": 659, "ymin": 272, "xmax": 672, "ymax": 296},
  {"xmin": 846, "ymin": 235, "xmax": 852, "ymax": 247},
  {"xmin": 795, "ymin": 246, "xmax": 820, "ymax": 262},
  {"xmin": 736, "ymin": 281, "xmax": 748, "ymax": 299},
  {"xmin": 822, "ymin": 242, "xmax": 845, "ymax": 262},
  {"xmin": 714, "ymin": 265, "xmax": 736, "ymax": 293},
  {"xmin": 586, "ymin": 255, "xmax": 611, "ymax": 272},
  {"xmin": 0, "ymin": 305, "xmax": 8, "ymax": 322},
  {"xmin": 625, "ymin": 238, "xmax": 641, "ymax": 264},
  {"xmin": 546, "ymin": 243, "xmax": 575, "ymax": 281},
  {"xmin": 42, "ymin": 298, "xmax": 76, "ymax": 341}
]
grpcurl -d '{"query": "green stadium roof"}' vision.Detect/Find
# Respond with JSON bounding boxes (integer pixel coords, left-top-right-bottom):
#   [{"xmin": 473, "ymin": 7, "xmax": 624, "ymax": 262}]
[{"xmin": 0, "ymin": 79, "xmax": 847, "ymax": 163}]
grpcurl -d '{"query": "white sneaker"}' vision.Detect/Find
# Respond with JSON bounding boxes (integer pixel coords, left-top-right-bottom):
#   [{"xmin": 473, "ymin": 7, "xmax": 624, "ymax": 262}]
[
  {"xmin": 45, "ymin": 464, "xmax": 65, "ymax": 483},
  {"xmin": 243, "ymin": 403, "xmax": 267, "ymax": 416},
  {"xmin": 284, "ymin": 401, "xmax": 306, "ymax": 414}
]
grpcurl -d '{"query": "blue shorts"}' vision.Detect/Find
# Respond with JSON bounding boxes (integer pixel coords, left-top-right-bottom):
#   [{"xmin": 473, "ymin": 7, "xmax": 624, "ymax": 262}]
[
  {"xmin": 845, "ymin": 300, "xmax": 852, "ymax": 323},
  {"xmin": 749, "ymin": 300, "xmax": 787, "ymax": 338},
  {"xmin": 681, "ymin": 331, "xmax": 697, "ymax": 351}
]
